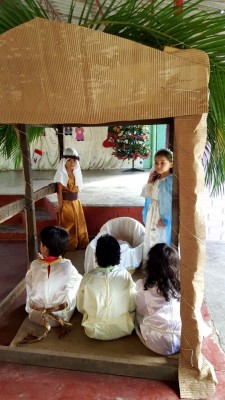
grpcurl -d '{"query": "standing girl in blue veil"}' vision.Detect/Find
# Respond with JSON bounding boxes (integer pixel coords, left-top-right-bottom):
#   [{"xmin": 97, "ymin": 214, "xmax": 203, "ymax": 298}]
[{"xmin": 141, "ymin": 149, "xmax": 173, "ymax": 261}]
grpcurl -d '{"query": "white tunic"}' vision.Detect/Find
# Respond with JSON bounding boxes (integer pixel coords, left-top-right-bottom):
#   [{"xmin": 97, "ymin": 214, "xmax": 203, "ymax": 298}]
[
  {"xmin": 77, "ymin": 266, "xmax": 136, "ymax": 340},
  {"xmin": 25, "ymin": 257, "xmax": 82, "ymax": 327},
  {"xmin": 135, "ymin": 279, "xmax": 181, "ymax": 355}
]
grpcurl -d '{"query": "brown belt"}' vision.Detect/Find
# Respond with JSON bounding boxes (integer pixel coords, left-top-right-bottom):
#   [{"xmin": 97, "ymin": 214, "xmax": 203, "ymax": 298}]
[
  {"xmin": 15, "ymin": 302, "xmax": 72, "ymax": 346},
  {"xmin": 62, "ymin": 192, "xmax": 78, "ymax": 201}
]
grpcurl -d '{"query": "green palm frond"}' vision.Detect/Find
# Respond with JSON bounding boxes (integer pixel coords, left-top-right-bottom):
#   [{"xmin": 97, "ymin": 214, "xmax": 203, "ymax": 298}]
[
  {"xmin": 0, "ymin": 0, "xmax": 48, "ymax": 34},
  {"xmin": 0, "ymin": 125, "xmax": 44, "ymax": 168},
  {"xmin": 205, "ymin": 115, "xmax": 225, "ymax": 196},
  {"xmin": 0, "ymin": 125, "xmax": 20, "ymax": 160},
  {"xmin": 68, "ymin": 0, "xmax": 76, "ymax": 23}
]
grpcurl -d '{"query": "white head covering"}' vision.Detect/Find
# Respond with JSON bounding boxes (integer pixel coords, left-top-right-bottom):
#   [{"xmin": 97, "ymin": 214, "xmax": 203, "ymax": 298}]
[{"xmin": 54, "ymin": 148, "xmax": 83, "ymax": 190}]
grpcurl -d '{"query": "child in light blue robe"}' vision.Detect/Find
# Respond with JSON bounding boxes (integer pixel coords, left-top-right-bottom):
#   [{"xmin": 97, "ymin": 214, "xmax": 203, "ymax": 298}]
[{"xmin": 141, "ymin": 149, "xmax": 173, "ymax": 260}]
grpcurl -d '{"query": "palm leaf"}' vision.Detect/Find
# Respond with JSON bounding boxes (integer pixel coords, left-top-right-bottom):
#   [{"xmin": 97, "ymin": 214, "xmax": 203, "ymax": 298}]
[
  {"xmin": 0, "ymin": 125, "xmax": 20, "ymax": 160},
  {"xmin": 0, "ymin": 0, "xmax": 48, "ymax": 34},
  {"xmin": 67, "ymin": 0, "xmax": 76, "ymax": 23},
  {"xmin": 0, "ymin": 125, "xmax": 44, "ymax": 168}
]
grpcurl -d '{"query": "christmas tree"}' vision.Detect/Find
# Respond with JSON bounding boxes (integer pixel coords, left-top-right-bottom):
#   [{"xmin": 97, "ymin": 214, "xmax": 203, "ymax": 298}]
[{"xmin": 112, "ymin": 125, "xmax": 150, "ymax": 170}]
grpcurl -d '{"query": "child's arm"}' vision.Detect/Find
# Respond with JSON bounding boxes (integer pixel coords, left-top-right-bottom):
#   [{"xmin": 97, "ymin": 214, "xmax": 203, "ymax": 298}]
[
  {"xmin": 148, "ymin": 170, "xmax": 160, "ymax": 183},
  {"xmin": 140, "ymin": 183, "xmax": 153, "ymax": 198},
  {"xmin": 141, "ymin": 168, "xmax": 155, "ymax": 198},
  {"xmin": 56, "ymin": 182, "xmax": 63, "ymax": 224},
  {"xmin": 135, "ymin": 280, "xmax": 148, "ymax": 316},
  {"xmin": 127, "ymin": 274, "xmax": 136, "ymax": 312},
  {"xmin": 70, "ymin": 267, "xmax": 83, "ymax": 294},
  {"xmin": 37, "ymin": 252, "xmax": 44, "ymax": 259},
  {"xmin": 25, "ymin": 265, "xmax": 33, "ymax": 313},
  {"xmin": 64, "ymin": 265, "xmax": 82, "ymax": 309},
  {"xmin": 76, "ymin": 277, "xmax": 85, "ymax": 314},
  {"xmin": 25, "ymin": 269, "xmax": 32, "ymax": 293}
]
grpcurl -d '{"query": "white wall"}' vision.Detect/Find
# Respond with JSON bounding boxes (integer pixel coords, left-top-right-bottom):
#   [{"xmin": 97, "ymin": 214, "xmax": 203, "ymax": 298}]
[{"xmin": 0, "ymin": 127, "xmax": 145, "ymax": 171}]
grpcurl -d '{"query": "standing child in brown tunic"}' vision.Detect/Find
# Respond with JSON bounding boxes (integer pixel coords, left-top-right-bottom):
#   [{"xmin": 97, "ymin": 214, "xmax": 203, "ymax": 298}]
[{"xmin": 54, "ymin": 147, "xmax": 89, "ymax": 251}]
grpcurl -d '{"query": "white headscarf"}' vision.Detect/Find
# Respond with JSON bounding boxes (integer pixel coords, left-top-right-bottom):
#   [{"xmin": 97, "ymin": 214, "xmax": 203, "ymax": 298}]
[{"xmin": 54, "ymin": 148, "xmax": 83, "ymax": 190}]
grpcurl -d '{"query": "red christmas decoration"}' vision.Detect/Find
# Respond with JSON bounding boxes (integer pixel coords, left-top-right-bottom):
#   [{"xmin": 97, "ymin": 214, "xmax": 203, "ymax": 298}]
[{"xmin": 103, "ymin": 126, "xmax": 121, "ymax": 148}]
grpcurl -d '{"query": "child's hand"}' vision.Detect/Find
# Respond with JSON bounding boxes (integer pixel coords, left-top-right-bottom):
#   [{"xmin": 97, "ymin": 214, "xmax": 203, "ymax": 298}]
[
  {"xmin": 37, "ymin": 252, "xmax": 44, "ymax": 259},
  {"xmin": 148, "ymin": 171, "xmax": 160, "ymax": 183},
  {"xmin": 157, "ymin": 219, "xmax": 166, "ymax": 227},
  {"xmin": 58, "ymin": 208, "xmax": 63, "ymax": 225},
  {"xmin": 57, "ymin": 209, "xmax": 62, "ymax": 225}
]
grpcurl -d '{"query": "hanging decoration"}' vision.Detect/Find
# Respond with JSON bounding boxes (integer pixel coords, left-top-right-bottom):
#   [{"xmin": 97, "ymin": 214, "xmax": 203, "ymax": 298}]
[
  {"xmin": 64, "ymin": 127, "xmax": 73, "ymax": 135},
  {"xmin": 112, "ymin": 125, "xmax": 150, "ymax": 161},
  {"xmin": 31, "ymin": 148, "xmax": 42, "ymax": 167},
  {"xmin": 103, "ymin": 126, "xmax": 121, "ymax": 147},
  {"xmin": 174, "ymin": 0, "xmax": 183, "ymax": 14},
  {"xmin": 75, "ymin": 127, "xmax": 84, "ymax": 141}
]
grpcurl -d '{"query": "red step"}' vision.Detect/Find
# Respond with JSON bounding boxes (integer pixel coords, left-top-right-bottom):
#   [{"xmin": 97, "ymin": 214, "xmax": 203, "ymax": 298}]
[{"xmin": 0, "ymin": 196, "xmax": 58, "ymax": 241}]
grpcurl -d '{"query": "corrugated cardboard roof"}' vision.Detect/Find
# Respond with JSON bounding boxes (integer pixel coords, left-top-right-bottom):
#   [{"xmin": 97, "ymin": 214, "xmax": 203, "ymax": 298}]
[{"xmin": 0, "ymin": 17, "xmax": 209, "ymax": 125}]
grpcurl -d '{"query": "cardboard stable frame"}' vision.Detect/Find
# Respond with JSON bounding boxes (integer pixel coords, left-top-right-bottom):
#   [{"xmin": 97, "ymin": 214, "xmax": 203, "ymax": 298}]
[{"xmin": 0, "ymin": 18, "xmax": 216, "ymax": 398}]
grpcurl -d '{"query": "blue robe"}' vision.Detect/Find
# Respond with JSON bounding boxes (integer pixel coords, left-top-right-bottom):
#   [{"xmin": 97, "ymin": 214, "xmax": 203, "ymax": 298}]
[{"xmin": 142, "ymin": 174, "xmax": 173, "ymax": 246}]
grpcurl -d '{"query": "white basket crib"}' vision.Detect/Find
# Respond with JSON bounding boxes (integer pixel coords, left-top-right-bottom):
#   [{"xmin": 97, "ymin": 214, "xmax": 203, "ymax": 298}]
[{"xmin": 84, "ymin": 217, "xmax": 145, "ymax": 273}]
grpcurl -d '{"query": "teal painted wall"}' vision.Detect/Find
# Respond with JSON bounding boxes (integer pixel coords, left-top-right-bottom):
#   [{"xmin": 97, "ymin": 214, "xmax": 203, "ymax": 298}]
[{"xmin": 143, "ymin": 125, "xmax": 167, "ymax": 169}]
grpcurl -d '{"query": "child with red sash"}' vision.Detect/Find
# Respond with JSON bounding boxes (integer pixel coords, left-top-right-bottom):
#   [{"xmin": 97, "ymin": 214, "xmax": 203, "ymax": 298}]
[{"xmin": 21, "ymin": 226, "xmax": 82, "ymax": 345}]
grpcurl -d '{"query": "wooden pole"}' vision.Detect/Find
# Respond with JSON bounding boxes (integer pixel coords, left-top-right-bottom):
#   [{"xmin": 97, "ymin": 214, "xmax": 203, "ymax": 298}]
[
  {"xmin": 169, "ymin": 119, "xmax": 179, "ymax": 248},
  {"xmin": 16, "ymin": 124, "xmax": 37, "ymax": 266},
  {"xmin": 57, "ymin": 124, "xmax": 64, "ymax": 158}
]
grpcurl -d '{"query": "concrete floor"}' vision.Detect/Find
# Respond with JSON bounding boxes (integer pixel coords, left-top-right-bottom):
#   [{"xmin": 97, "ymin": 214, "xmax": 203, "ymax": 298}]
[
  {"xmin": 205, "ymin": 241, "xmax": 225, "ymax": 352},
  {"xmin": 0, "ymin": 169, "xmax": 148, "ymax": 206},
  {"xmin": 0, "ymin": 169, "xmax": 225, "ymax": 399}
]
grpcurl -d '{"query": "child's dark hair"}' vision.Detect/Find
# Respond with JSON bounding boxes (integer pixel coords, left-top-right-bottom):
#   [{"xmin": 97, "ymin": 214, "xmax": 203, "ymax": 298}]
[
  {"xmin": 144, "ymin": 243, "xmax": 180, "ymax": 302},
  {"xmin": 155, "ymin": 148, "xmax": 173, "ymax": 162},
  {"xmin": 153, "ymin": 148, "xmax": 173, "ymax": 182},
  {"xmin": 95, "ymin": 234, "xmax": 121, "ymax": 268},
  {"xmin": 39, "ymin": 225, "xmax": 69, "ymax": 257}
]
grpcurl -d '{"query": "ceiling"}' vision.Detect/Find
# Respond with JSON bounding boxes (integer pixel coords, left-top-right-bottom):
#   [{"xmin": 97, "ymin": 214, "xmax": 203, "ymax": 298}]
[{"xmin": 39, "ymin": 0, "xmax": 225, "ymax": 24}]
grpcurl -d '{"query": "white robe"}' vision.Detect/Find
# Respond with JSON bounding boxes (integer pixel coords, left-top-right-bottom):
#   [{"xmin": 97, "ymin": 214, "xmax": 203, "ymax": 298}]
[
  {"xmin": 135, "ymin": 279, "xmax": 181, "ymax": 355},
  {"xmin": 25, "ymin": 257, "xmax": 82, "ymax": 327},
  {"xmin": 141, "ymin": 180, "xmax": 167, "ymax": 260},
  {"xmin": 77, "ymin": 266, "xmax": 136, "ymax": 340},
  {"xmin": 141, "ymin": 174, "xmax": 173, "ymax": 261}
]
